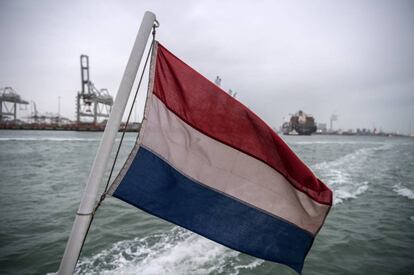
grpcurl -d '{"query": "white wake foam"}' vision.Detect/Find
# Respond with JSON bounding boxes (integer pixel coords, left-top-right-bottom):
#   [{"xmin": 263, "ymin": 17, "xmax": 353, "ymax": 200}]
[
  {"xmin": 312, "ymin": 145, "xmax": 391, "ymax": 205},
  {"xmin": 392, "ymin": 184, "xmax": 414, "ymax": 200},
  {"xmin": 333, "ymin": 182, "xmax": 369, "ymax": 205},
  {"xmin": 291, "ymin": 141, "xmax": 384, "ymax": 145},
  {"xmin": 314, "ymin": 146, "xmax": 386, "ymax": 170},
  {"xmin": 75, "ymin": 227, "xmax": 263, "ymax": 275}
]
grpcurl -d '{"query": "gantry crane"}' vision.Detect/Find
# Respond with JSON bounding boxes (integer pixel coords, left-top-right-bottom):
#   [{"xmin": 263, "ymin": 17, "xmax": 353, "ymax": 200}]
[
  {"xmin": 0, "ymin": 87, "xmax": 29, "ymax": 123},
  {"xmin": 76, "ymin": 55, "xmax": 113, "ymax": 124}
]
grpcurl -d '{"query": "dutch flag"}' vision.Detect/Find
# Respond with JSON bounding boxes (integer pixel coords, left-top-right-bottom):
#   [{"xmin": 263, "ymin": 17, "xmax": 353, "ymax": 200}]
[{"xmin": 108, "ymin": 42, "xmax": 333, "ymax": 274}]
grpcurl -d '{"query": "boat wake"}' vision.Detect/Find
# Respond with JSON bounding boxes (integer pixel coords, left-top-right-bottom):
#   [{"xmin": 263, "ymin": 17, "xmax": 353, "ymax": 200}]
[
  {"xmin": 332, "ymin": 182, "xmax": 369, "ymax": 205},
  {"xmin": 291, "ymin": 140, "xmax": 386, "ymax": 145},
  {"xmin": 312, "ymin": 145, "xmax": 391, "ymax": 205},
  {"xmin": 392, "ymin": 183, "xmax": 414, "ymax": 200},
  {"xmin": 75, "ymin": 227, "xmax": 263, "ymax": 275}
]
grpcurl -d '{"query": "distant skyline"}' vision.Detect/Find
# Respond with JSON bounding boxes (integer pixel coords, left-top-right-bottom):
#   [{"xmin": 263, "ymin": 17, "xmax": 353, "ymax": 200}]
[{"xmin": 1, "ymin": 0, "xmax": 413, "ymax": 134}]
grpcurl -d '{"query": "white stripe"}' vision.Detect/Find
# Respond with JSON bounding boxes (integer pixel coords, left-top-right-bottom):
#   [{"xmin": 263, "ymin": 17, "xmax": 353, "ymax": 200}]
[{"xmin": 141, "ymin": 96, "xmax": 330, "ymax": 234}]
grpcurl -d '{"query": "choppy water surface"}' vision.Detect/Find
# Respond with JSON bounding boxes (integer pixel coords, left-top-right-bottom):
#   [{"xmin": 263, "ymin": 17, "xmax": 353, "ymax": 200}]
[{"xmin": 0, "ymin": 130, "xmax": 413, "ymax": 274}]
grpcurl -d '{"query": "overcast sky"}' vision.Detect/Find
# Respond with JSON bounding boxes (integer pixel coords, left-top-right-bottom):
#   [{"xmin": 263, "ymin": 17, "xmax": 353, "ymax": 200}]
[{"xmin": 1, "ymin": 0, "xmax": 413, "ymax": 133}]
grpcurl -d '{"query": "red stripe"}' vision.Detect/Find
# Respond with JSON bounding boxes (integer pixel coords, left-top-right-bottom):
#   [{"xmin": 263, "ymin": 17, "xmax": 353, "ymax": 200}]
[{"xmin": 153, "ymin": 43, "xmax": 333, "ymax": 206}]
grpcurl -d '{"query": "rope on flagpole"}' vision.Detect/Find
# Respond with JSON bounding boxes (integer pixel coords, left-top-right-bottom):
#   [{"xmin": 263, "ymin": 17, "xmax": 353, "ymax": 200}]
[
  {"xmin": 102, "ymin": 24, "xmax": 158, "ymax": 196},
  {"xmin": 73, "ymin": 23, "xmax": 158, "ymax": 266}
]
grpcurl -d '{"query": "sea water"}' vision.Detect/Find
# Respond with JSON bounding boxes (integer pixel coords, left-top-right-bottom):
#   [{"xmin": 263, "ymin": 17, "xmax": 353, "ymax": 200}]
[{"xmin": 0, "ymin": 130, "xmax": 413, "ymax": 275}]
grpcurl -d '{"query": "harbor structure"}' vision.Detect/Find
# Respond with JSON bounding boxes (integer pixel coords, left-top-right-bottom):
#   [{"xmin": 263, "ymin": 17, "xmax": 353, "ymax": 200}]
[
  {"xmin": 329, "ymin": 114, "xmax": 338, "ymax": 132},
  {"xmin": 0, "ymin": 87, "xmax": 29, "ymax": 123},
  {"xmin": 76, "ymin": 55, "xmax": 113, "ymax": 124}
]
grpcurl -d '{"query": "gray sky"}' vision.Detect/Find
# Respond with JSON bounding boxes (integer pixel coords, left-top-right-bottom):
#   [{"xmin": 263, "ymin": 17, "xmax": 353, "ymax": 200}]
[{"xmin": 1, "ymin": 0, "xmax": 413, "ymax": 133}]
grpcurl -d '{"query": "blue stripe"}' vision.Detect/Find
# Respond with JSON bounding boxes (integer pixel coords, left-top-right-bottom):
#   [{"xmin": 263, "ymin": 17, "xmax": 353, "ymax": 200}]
[{"xmin": 113, "ymin": 147, "xmax": 314, "ymax": 273}]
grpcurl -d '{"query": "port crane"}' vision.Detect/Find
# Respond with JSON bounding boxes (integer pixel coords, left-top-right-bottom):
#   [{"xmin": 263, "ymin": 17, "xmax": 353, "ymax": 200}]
[
  {"xmin": 76, "ymin": 55, "xmax": 113, "ymax": 124},
  {"xmin": 0, "ymin": 86, "xmax": 29, "ymax": 123},
  {"xmin": 330, "ymin": 114, "xmax": 338, "ymax": 132}
]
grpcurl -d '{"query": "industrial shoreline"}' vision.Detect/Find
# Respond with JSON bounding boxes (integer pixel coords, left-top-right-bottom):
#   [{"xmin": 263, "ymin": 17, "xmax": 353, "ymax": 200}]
[
  {"xmin": 0, "ymin": 122, "xmax": 140, "ymax": 132},
  {"xmin": 1, "ymin": 122, "xmax": 412, "ymax": 139}
]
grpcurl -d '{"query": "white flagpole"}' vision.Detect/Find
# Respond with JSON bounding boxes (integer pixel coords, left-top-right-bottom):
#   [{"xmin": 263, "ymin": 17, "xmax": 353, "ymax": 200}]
[{"xmin": 57, "ymin": 11, "xmax": 156, "ymax": 275}]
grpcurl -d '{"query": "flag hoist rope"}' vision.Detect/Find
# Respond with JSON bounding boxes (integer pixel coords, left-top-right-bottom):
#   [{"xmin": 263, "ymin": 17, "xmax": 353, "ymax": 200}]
[
  {"xmin": 57, "ymin": 11, "xmax": 158, "ymax": 275},
  {"xmin": 103, "ymin": 25, "xmax": 157, "ymax": 196}
]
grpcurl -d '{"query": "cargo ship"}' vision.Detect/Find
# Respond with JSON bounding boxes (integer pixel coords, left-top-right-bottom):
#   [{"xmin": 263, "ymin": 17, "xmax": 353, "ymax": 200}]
[{"xmin": 282, "ymin": 110, "xmax": 317, "ymax": 135}]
